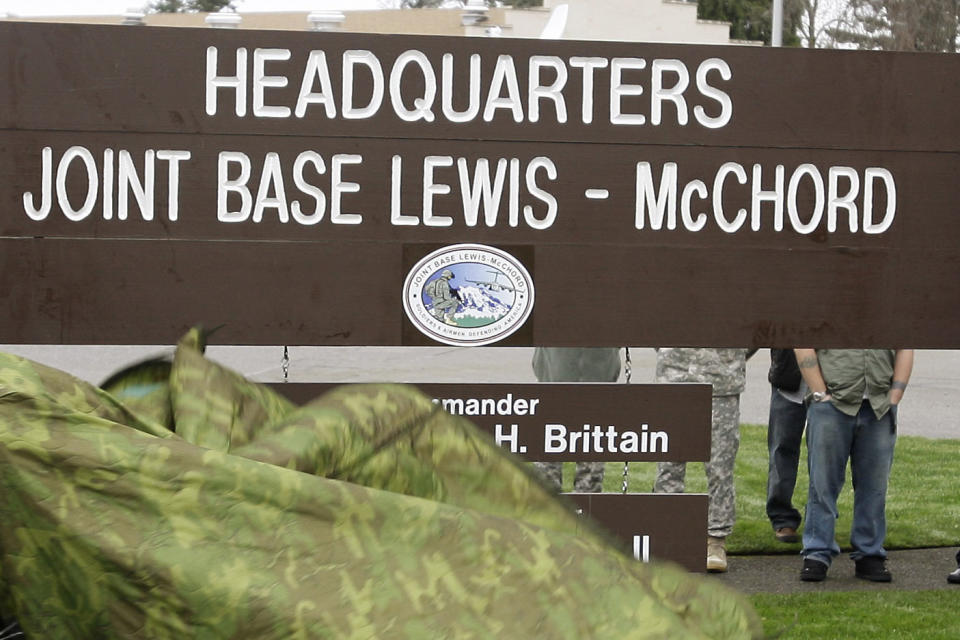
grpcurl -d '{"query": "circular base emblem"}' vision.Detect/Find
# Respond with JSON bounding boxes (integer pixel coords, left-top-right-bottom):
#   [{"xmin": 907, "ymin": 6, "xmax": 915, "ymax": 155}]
[{"xmin": 403, "ymin": 244, "xmax": 534, "ymax": 346}]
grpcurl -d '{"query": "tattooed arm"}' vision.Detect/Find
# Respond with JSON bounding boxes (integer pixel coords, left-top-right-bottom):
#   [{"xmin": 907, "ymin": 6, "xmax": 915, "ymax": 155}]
[
  {"xmin": 793, "ymin": 349, "xmax": 829, "ymax": 397},
  {"xmin": 890, "ymin": 349, "xmax": 914, "ymax": 405}
]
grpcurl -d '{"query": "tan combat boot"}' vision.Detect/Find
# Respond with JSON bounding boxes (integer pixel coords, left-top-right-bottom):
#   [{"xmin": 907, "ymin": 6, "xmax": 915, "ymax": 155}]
[{"xmin": 707, "ymin": 535, "xmax": 728, "ymax": 573}]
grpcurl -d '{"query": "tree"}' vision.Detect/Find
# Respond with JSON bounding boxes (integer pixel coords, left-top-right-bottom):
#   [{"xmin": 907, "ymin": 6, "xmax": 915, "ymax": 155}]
[
  {"xmin": 148, "ymin": 0, "xmax": 234, "ymax": 12},
  {"xmin": 795, "ymin": 0, "xmax": 849, "ymax": 47},
  {"xmin": 698, "ymin": 0, "xmax": 803, "ymax": 46},
  {"xmin": 828, "ymin": 0, "xmax": 960, "ymax": 51}
]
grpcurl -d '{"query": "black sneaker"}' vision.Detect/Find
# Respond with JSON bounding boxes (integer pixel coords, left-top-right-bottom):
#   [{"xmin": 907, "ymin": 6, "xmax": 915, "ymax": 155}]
[
  {"xmin": 948, "ymin": 567, "xmax": 960, "ymax": 584},
  {"xmin": 800, "ymin": 558, "xmax": 828, "ymax": 582},
  {"xmin": 855, "ymin": 556, "xmax": 892, "ymax": 582}
]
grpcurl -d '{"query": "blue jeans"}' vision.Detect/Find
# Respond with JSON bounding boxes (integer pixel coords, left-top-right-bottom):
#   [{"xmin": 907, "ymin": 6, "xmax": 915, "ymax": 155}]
[
  {"xmin": 802, "ymin": 400, "xmax": 897, "ymax": 566},
  {"xmin": 766, "ymin": 387, "xmax": 807, "ymax": 530}
]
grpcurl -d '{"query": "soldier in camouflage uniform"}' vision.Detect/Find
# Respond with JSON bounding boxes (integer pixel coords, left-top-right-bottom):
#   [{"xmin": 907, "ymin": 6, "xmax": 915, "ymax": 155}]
[
  {"xmin": 532, "ymin": 347, "xmax": 622, "ymax": 492},
  {"xmin": 653, "ymin": 348, "xmax": 747, "ymax": 573},
  {"xmin": 427, "ymin": 269, "xmax": 459, "ymax": 323}
]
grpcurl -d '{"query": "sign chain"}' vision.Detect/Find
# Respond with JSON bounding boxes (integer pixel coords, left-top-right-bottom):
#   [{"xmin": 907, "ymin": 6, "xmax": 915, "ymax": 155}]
[{"xmin": 622, "ymin": 347, "xmax": 631, "ymax": 494}]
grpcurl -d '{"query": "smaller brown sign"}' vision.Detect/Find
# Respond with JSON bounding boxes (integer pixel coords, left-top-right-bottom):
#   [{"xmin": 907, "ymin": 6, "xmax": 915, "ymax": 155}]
[
  {"xmin": 273, "ymin": 382, "xmax": 712, "ymax": 462},
  {"xmin": 567, "ymin": 493, "xmax": 709, "ymax": 572},
  {"xmin": 275, "ymin": 382, "xmax": 711, "ymax": 571}
]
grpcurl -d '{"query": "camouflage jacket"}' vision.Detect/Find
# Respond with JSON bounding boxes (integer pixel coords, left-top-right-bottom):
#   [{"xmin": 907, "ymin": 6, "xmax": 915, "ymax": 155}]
[{"xmin": 655, "ymin": 348, "xmax": 748, "ymax": 396}]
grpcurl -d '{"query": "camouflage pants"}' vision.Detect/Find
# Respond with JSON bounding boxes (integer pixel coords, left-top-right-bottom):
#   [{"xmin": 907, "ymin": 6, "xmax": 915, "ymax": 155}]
[
  {"xmin": 534, "ymin": 461, "xmax": 605, "ymax": 493},
  {"xmin": 530, "ymin": 347, "xmax": 618, "ymax": 494},
  {"xmin": 654, "ymin": 395, "xmax": 740, "ymax": 538}
]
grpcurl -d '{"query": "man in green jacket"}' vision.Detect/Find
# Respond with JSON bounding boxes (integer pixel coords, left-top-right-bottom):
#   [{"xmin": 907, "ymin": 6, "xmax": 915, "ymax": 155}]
[{"xmin": 795, "ymin": 348, "xmax": 913, "ymax": 583}]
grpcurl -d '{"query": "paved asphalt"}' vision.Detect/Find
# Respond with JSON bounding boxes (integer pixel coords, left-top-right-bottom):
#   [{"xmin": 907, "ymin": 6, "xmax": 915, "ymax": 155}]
[
  {"xmin": 713, "ymin": 546, "xmax": 960, "ymax": 594},
  {"xmin": 4, "ymin": 345, "xmax": 958, "ymax": 439}
]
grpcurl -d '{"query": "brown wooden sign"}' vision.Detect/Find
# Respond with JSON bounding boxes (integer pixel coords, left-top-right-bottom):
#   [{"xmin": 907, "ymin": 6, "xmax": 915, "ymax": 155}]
[
  {"xmin": 567, "ymin": 494, "xmax": 709, "ymax": 572},
  {"xmin": 2, "ymin": 22, "xmax": 958, "ymax": 347},
  {"xmin": 273, "ymin": 382, "xmax": 712, "ymax": 462}
]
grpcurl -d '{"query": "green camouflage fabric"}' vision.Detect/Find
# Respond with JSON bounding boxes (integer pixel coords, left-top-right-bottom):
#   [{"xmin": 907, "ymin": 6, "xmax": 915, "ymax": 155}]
[{"xmin": 0, "ymin": 330, "xmax": 762, "ymax": 639}]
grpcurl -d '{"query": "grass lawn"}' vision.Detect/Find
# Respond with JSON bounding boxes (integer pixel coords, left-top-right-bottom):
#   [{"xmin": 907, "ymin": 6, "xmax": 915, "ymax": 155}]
[
  {"xmin": 556, "ymin": 424, "xmax": 960, "ymax": 638},
  {"xmin": 751, "ymin": 591, "xmax": 957, "ymax": 639},
  {"xmin": 570, "ymin": 424, "xmax": 960, "ymax": 554}
]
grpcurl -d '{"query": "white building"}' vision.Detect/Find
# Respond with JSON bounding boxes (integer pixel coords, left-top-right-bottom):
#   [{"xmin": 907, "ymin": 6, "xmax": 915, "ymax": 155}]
[{"xmin": 4, "ymin": 1, "xmax": 758, "ymax": 45}]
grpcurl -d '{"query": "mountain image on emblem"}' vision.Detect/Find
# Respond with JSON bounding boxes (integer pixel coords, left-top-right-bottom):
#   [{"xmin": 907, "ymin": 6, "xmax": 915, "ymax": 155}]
[{"xmin": 450, "ymin": 286, "xmax": 511, "ymax": 326}]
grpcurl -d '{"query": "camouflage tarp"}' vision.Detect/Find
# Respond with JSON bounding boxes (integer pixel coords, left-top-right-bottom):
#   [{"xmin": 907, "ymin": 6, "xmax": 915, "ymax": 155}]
[{"xmin": 0, "ymin": 330, "xmax": 762, "ymax": 639}]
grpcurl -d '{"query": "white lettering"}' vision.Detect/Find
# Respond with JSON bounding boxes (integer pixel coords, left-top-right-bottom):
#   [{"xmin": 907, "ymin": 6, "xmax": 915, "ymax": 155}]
[
  {"xmin": 568, "ymin": 56, "xmax": 608, "ymax": 124},
  {"xmin": 390, "ymin": 155, "xmax": 419, "ymax": 226},
  {"xmin": 22, "ymin": 146, "xmax": 53, "ymax": 221},
  {"xmin": 205, "ymin": 46, "xmax": 247, "ymax": 117},
  {"xmin": 524, "ymin": 157, "xmax": 558, "ymax": 229},
  {"xmin": 291, "ymin": 151, "xmax": 326, "ymax": 225},
  {"xmin": 330, "ymin": 154, "xmax": 363, "ymax": 224},
  {"xmin": 117, "ymin": 149, "xmax": 155, "ymax": 222},
  {"xmin": 25, "ymin": 147, "xmax": 188, "ymax": 223},
  {"xmin": 57, "ymin": 146, "xmax": 98, "ymax": 222},
  {"xmin": 342, "ymin": 50, "xmax": 384, "ymax": 120},
  {"xmin": 156, "ymin": 150, "xmax": 191, "ymax": 222},
  {"xmin": 542, "ymin": 423, "xmax": 669, "ymax": 454},
  {"xmin": 295, "ymin": 50, "xmax": 337, "ymax": 118},
  {"xmin": 390, "ymin": 50, "xmax": 436, "ymax": 123},
  {"xmin": 458, "ymin": 158, "xmax": 508, "ymax": 227},
  {"xmin": 435, "ymin": 395, "xmax": 540, "ymax": 416},
  {"xmin": 635, "ymin": 161, "xmax": 677, "ymax": 230},
  {"xmin": 252, "ymin": 151, "xmax": 289, "ymax": 223},
  {"xmin": 217, "ymin": 151, "xmax": 252, "ymax": 222},
  {"xmin": 827, "ymin": 166, "xmax": 860, "ymax": 233},
  {"xmin": 863, "ymin": 167, "xmax": 897, "ymax": 234},
  {"xmin": 442, "ymin": 53, "xmax": 481, "ymax": 123},
  {"xmin": 495, "ymin": 423, "xmax": 519, "ymax": 453},
  {"xmin": 423, "ymin": 155, "xmax": 454, "ymax": 227},
  {"xmin": 713, "ymin": 162, "xmax": 748, "ymax": 232},
  {"xmin": 545, "ymin": 424, "xmax": 567, "ymax": 453},
  {"xmin": 484, "ymin": 55, "xmax": 524, "ymax": 123},
  {"xmin": 651, "ymin": 59, "xmax": 689, "ymax": 126},
  {"xmin": 786, "ymin": 163, "xmax": 825, "ymax": 234},
  {"xmin": 681, "ymin": 179, "xmax": 708, "ymax": 231},
  {"xmin": 751, "ymin": 163, "xmax": 785, "ymax": 231},
  {"xmin": 528, "ymin": 55, "xmax": 568, "ymax": 123},
  {"xmin": 252, "ymin": 48, "xmax": 291, "ymax": 118},
  {"xmin": 610, "ymin": 57, "xmax": 646, "ymax": 126},
  {"xmin": 694, "ymin": 58, "xmax": 732, "ymax": 128},
  {"xmin": 202, "ymin": 49, "xmax": 735, "ymax": 131},
  {"xmin": 102, "ymin": 149, "xmax": 114, "ymax": 221},
  {"xmin": 633, "ymin": 535, "xmax": 651, "ymax": 562}
]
